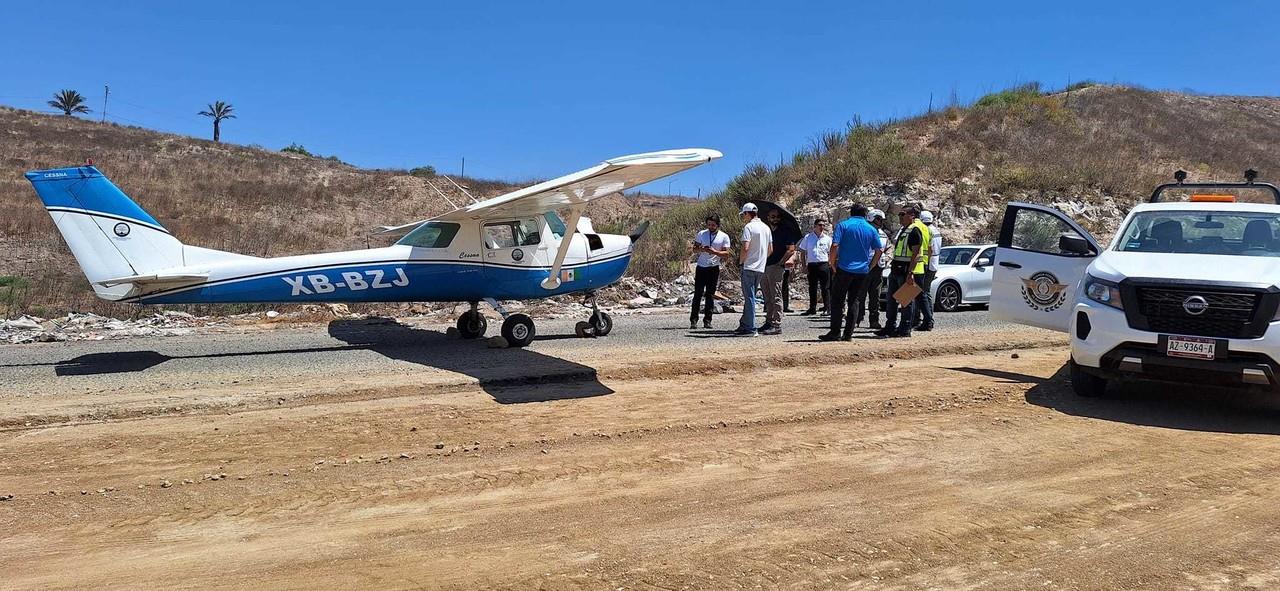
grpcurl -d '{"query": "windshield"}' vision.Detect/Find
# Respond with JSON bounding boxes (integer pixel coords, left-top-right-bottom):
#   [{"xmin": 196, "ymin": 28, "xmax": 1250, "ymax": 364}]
[
  {"xmin": 1116, "ymin": 210, "xmax": 1280, "ymax": 256},
  {"xmin": 939, "ymin": 247, "xmax": 978, "ymax": 265},
  {"xmin": 396, "ymin": 222, "xmax": 460, "ymax": 248},
  {"xmin": 544, "ymin": 211, "xmax": 566, "ymax": 239}
]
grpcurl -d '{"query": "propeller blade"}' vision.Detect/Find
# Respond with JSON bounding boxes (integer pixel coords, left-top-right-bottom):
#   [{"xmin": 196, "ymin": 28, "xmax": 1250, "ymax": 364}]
[{"xmin": 629, "ymin": 220, "xmax": 651, "ymax": 244}]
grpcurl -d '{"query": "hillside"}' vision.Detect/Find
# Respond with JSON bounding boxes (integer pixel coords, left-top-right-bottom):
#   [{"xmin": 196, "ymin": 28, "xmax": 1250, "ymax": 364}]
[
  {"xmin": 0, "ymin": 107, "xmax": 684, "ymax": 317},
  {"xmin": 629, "ymin": 84, "xmax": 1280, "ymax": 278}
]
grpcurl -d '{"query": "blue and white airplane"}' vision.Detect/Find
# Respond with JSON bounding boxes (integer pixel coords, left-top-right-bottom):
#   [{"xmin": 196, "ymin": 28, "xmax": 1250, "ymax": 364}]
[{"xmin": 26, "ymin": 148, "xmax": 721, "ymax": 347}]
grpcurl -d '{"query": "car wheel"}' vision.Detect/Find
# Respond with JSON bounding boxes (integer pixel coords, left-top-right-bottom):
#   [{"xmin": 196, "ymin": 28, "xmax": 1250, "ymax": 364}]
[
  {"xmin": 501, "ymin": 313, "xmax": 536, "ymax": 347},
  {"xmin": 456, "ymin": 311, "xmax": 487, "ymax": 339},
  {"xmin": 935, "ymin": 281, "xmax": 962, "ymax": 312},
  {"xmin": 1069, "ymin": 359, "xmax": 1110, "ymax": 397}
]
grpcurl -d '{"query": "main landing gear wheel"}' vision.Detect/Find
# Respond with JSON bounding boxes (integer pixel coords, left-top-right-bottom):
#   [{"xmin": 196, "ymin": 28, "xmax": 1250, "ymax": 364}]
[
  {"xmin": 575, "ymin": 311, "xmax": 614, "ymax": 338},
  {"xmin": 456, "ymin": 310, "xmax": 487, "ymax": 339},
  {"xmin": 590, "ymin": 311, "xmax": 613, "ymax": 336},
  {"xmin": 501, "ymin": 313, "xmax": 536, "ymax": 348}
]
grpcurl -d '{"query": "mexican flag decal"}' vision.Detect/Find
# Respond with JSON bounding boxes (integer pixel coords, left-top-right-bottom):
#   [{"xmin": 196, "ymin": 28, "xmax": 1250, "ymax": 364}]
[{"xmin": 561, "ymin": 269, "xmax": 576, "ymax": 282}]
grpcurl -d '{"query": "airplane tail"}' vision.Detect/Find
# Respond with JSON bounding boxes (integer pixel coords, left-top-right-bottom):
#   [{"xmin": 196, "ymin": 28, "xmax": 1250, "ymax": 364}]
[{"xmin": 25, "ymin": 166, "xmax": 246, "ymax": 300}]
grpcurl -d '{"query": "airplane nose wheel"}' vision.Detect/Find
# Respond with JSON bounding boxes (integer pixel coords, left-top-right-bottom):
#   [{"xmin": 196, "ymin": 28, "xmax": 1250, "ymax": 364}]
[
  {"xmin": 575, "ymin": 311, "xmax": 613, "ymax": 338},
  {"xmin": 501, "ymin": 313, "xmax": 536, "ymax": 348},
  {"xmin": 456, "ymin": 309, "xmax": 488, "ymax": 339}
]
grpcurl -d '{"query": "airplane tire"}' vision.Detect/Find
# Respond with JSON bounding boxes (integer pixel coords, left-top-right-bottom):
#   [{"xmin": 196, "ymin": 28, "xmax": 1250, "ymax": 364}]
[
  {"xmin": 456, "ymin": 311, "xmax": 487, "ymax": 339},
  {"xmin": 589, "ymin": 311, "xmax": 613, "ymax": 336},
  {"xmin": 501, "ymin": 314, "xmax": 536, "ymax": 347}
]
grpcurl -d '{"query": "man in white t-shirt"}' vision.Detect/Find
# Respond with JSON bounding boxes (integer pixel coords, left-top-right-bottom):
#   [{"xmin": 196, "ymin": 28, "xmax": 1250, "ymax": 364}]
[
  {"xmin": 797, "ymin": 219, "xmax": 832, "ymax": 315},
  {"xmin": 690, "ymin": 214, "xmax": 731, "ymax": 329},
  {"xmin": 736, "ymin": 202, "xmax": 772, "ymax": 336}
]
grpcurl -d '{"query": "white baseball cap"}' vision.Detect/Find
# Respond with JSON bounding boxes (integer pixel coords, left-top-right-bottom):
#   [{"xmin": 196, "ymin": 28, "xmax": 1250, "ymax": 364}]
[
  {"xmin": 919, "ymin": 210, "xmax": 935, "ymax": 223},
  {"xmin": 740, "ymin": 203, "xmax": 758, "ymax": 214},
  {"xmin": 866, "ymin": 208, "xmax": 885, "ymax": 221}
]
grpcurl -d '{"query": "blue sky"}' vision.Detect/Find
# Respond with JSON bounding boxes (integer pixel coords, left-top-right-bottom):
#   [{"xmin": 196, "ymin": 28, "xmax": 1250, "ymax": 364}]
[{"xmin": 3, "ymin": 0, "xmax": 1279, "ymax": 196}]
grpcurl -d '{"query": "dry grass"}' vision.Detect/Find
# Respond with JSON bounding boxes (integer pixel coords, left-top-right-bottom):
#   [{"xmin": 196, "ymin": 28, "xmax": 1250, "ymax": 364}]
[{"xmin": 0, "ymin": 107, "xmax": 678, "ymax": 317}]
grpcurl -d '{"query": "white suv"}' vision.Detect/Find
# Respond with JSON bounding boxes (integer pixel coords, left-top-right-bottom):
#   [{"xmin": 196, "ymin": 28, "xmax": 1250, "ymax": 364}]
[{"xmin": 992, "ymin": 172, "xmax": 1280, "ymax": 397}]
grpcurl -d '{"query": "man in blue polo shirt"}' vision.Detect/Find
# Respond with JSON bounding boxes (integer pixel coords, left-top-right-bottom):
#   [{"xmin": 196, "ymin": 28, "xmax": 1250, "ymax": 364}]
[{"xmin": 819, "ymin": 203, "xmax": 884, "ymax": 341}]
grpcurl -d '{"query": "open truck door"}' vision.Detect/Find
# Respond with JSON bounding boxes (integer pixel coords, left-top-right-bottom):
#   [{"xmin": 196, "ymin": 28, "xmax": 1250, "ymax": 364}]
[{"xmin": 991, "ymin": 202, "xmax": 1100, "ymax": 332}]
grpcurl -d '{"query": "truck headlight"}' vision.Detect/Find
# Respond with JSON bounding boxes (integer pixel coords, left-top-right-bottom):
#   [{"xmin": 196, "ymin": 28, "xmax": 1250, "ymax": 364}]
[{"xmin": 1084, "ymin": 275, "xmax": 1123, "ymax": 310}]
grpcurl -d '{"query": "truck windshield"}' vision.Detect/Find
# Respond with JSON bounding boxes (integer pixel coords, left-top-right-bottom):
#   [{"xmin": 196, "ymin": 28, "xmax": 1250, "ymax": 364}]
[{"xmin": 1116, "ymin": 211, "xmax": 1280, "ymax": 256}]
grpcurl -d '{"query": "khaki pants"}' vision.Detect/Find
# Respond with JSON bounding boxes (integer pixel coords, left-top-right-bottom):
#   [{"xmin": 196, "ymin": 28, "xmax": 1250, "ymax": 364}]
[{"xmin": 763, "ymin": 264, "xmax": 786, "ymax": 327}]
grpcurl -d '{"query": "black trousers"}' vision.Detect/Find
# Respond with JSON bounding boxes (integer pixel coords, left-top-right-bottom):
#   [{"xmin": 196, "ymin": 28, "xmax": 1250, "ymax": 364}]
[
  {"xmin": 690, "ymin": 265, "xmax": 721, "ymax": 322},
  {"xmin": 806, "ymin": 262, "xmax": 830, "ymax": 312},
  {"xmin": 783, "ymin": 268, "xmax": 793, "ymax": 310},
  {"xmin": 828, "ymin": 269, "xmax": 869, "ymax": 336},
  {"xmin": 857, "ymin": 265, "xmax": 884, "ymax": 325}
]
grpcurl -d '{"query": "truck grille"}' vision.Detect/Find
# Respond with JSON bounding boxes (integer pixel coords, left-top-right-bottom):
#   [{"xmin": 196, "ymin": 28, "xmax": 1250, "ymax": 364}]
[{"xmin": 1133, "ymin": 287, "xmax": 1262, "ymax": 338}]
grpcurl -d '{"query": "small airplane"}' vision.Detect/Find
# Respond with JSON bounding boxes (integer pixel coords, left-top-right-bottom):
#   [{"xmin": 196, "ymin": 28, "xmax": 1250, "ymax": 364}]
[{"xmin": 25, "ymin": 148, "xmax": 721, "ymax": 347}]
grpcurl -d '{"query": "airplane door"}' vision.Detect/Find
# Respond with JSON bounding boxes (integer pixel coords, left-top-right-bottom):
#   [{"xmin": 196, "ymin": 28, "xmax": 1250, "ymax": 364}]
[
  {"xmin": 991, "ymin": 203, "xmax": 1099, "ymax": 332},
  {"xmin": 481, "ymin": 218, "xmax": 552, "ymax": 296}
]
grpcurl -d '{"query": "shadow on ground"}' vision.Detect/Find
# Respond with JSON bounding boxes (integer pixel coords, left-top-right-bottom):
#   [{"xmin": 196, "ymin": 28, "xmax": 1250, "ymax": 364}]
[
  {"xmin": 41, "ymin": 318, "xmax": 613, "ymax": 404},
  {"xmin": 1019, "ymin": 364, "xmax": 1280, "ymax": 435}
]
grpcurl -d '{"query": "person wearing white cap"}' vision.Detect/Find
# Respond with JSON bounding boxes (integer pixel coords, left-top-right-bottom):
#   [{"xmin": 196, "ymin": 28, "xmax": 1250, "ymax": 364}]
[
  {"xmin": 913, "ymin": 210, "xmax": 942, "ymax": 331},
  {"xmin": 856, "ymin": 208, "xmax": 891, "ymax": 330},
  {"xmin": 736, "ymin": 202, "xmax": 772, "ymax": 336}
]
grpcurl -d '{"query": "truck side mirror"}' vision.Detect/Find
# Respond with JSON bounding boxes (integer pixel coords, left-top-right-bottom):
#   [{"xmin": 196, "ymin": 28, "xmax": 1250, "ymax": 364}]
[{"xmin": 1059, "ymin": 233, "xmax": 1094, "ymax": 256}]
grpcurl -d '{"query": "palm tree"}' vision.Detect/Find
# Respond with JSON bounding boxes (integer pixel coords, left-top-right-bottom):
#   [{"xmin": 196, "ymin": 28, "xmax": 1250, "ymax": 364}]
[
  {"xmin": 48, "ymin": 90, "xmax": 91, "ymax": 116},
  {"xmin": 198, "ymin": 101, "xmax": 236, "ymax": 143}
]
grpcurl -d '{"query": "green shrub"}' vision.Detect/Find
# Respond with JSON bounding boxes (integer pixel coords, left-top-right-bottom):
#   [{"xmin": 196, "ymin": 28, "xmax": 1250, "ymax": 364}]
[
  {"xmin": 280, "ymin": 143, "xmax": 312, "ymax": 156},
  {"xmin": 974, "ymin": 83, "xmax": 1043, "ymax": 109},
  {"xmin": 410, "ymin": 166, "xmax": 437, "ymax": 178}
]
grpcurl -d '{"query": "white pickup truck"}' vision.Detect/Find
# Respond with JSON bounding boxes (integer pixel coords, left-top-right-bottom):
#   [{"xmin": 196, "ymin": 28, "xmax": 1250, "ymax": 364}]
[{"xmin": 992, "ymin": 171, "xmax": 1280, "ymax": 397}]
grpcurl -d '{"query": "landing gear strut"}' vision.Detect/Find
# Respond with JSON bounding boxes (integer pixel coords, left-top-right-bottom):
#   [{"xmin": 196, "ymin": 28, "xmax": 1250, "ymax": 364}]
[
  {"xmin": 456, "ymin": 302, "xmax": 487, "ymax": 339},
  {"xmin": 575, "ymin": 292, "xmax": 614, "ymax": 338}
]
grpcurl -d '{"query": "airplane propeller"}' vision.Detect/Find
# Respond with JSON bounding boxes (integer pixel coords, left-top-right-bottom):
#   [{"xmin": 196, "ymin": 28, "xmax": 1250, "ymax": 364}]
[{"xmin": 629, "ymin": 220, "xmax": 651, "ymax": 243}]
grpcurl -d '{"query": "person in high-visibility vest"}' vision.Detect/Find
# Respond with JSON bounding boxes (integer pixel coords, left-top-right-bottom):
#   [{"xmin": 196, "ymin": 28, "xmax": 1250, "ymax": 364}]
[{"xmin": 876, "ymin": 206, "xmax": 928, "ymax": 338}]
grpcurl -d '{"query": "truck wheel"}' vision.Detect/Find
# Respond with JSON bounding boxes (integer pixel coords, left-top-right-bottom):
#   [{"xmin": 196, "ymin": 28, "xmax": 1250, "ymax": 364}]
[
  {"xmin": 935, "ymin": 281, "xmax": 961, "ymax": 312},
  {"xmin": 1069, "ymin": 360, "xmax": 1109, "ymax": 397},
  {"xmin": 501, "ymin": 314, "xmax": 536, "ymax": 348}
]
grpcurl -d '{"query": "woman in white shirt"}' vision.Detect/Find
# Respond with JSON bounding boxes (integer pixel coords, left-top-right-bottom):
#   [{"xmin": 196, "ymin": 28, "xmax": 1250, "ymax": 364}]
[{"xmin": 797, "ymin": 219, "xmax": 832, "ymax": 315}]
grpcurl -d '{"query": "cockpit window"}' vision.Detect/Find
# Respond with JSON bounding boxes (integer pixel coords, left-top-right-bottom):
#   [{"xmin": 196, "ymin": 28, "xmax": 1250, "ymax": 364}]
[
  {"xmin": 1117, "ymin": 211, "xmax": 1280, "ymax": 256},
  {"xmin": 484, "ymin": 219, "xmax": 542, "ymax": 249},
  {"xmin": 396, "ymin": 222, "xmax": 460, "ymax": 248}
]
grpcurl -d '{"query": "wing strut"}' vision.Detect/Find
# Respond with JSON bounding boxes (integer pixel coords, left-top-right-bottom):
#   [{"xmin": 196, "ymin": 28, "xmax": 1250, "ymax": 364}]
[{"xmin": 540, "ymin": 205, "xmax": 583, "ymax": 290}]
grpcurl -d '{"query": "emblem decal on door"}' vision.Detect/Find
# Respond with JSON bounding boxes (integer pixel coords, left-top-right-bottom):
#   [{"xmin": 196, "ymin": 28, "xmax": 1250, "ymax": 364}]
[
  {"xmin": 1020, "ymin": 272, "xmax": 1068, "ymax": 312},
  {"xmin": 511, "ymin": 248, "xmax": 524, "ymax": 262}
]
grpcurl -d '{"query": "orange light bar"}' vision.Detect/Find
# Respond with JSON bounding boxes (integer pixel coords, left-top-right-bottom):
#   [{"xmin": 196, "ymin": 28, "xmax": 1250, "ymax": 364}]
[{"xmin": 1190, "ymin": 194, "xmax": 1237, "ymax": 202}]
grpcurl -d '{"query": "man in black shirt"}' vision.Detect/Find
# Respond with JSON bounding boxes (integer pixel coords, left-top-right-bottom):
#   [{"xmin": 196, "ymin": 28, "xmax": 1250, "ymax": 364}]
[
  {"xmin": 876, "ymin": 207, "xmax": 924, "ymax": 339},
  {"xmin": 761, "ymin": 208, "xmax": 799, "ymax": 335}
]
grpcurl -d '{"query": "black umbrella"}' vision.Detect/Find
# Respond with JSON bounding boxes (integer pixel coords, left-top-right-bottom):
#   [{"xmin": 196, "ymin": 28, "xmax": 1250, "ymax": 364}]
[{"xmin": 751, "ymin": 199, "xmax": 802, "ymax": 237}]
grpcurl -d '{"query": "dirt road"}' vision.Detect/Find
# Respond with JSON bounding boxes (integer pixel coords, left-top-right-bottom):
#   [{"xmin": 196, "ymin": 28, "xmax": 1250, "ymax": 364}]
[{"xmin": 4, "ymin": 312, "xmax": 1280, "ymax": 590}]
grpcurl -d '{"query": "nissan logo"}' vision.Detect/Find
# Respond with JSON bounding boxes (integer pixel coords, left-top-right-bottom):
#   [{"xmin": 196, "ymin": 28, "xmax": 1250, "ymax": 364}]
[{"xmin": 1182, "ymin": 295, "xmax": 1209, "ymax": 315}]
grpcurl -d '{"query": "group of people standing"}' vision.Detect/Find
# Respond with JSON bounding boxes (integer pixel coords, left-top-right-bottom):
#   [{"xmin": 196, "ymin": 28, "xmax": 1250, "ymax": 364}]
[{"xmin": 688, "ymin": 202, "xmax": 943, "ymax": 339}]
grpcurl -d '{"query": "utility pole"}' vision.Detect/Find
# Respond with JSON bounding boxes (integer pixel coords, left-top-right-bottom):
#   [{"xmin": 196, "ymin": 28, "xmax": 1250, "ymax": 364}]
[
  {"xmin": 101, "ymin": 85, "xmax": 109, "ymax": 123},
  {"xmin": 460, "ymin": 156, "xmax": 465, "ymax": 178}
]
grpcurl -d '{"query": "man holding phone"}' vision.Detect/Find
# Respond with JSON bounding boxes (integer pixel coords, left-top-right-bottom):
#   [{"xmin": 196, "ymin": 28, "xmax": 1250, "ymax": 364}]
[{"xmin": 690, "ymin": 214, "xmax": 731, "ymax": 329}]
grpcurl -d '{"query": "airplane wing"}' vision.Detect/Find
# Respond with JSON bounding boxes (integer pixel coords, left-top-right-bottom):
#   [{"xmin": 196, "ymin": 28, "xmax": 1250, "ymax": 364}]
[{"xmin": 378, "ymin": 148, "xmax": 720, "ymax": 233}]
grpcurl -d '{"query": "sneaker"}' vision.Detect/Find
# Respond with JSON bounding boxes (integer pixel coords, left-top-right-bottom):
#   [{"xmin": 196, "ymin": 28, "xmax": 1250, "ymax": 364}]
[
  {"xmin": 734, "ymin": 327, "xmax": 757, "ymax": 336},
  {"xmin": 894, "ymin": 330, "xmax": 913, "ymax": 338},
  {"xmin": 761, "ymin": 326, "xmax": 782, "ymax": 336},
  {"xmin": 800, "ymin": 309, "xmax": 816, "ymax": 316},
  {"xmin": 917, "ymin": 324, "xmax": 934, "ymax": 332},
  {"xmin": 841, "ymin": 334, "xmax": 853, "ymax": 342},
  {"xmin": 873, "ymin": 328, "xmax": 893, "ymax": 338},
  {"xmin": 703, "ymin": 319, "xmax": 713, "ymax": 329},
  {"xmin": 817, "ymin": 332, "xmax": 841, "ymax": 341}
]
